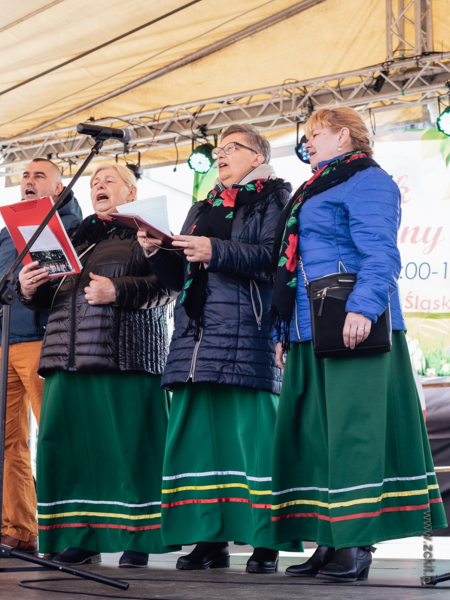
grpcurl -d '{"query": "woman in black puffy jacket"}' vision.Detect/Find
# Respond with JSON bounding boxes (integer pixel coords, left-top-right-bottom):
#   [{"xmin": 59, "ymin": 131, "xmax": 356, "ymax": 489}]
[
  {"xmin": 17, "ymin": 163, "xmax": 177, "ymax": 568},
  {"xmin": 138, "ymin": 124, "xmax": 302, "ymax": 574}
]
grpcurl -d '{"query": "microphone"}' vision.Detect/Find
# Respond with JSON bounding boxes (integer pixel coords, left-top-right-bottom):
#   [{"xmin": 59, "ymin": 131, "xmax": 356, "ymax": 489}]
[{"xmin": 76, "ymin": 123, "xmax": 132, "ymax": 143}]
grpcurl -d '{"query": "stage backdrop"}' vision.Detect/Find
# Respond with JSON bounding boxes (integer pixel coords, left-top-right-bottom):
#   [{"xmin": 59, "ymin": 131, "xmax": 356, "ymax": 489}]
[{"xmin": 365, "ymin": 128, "xmax": 450, "ymax": 376}]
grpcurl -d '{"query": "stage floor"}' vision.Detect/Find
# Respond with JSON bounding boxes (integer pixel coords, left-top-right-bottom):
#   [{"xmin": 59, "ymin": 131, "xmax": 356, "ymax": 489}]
[{"xmin": 2, "ymin": 541, "xmax": 450, "ymax": 599}]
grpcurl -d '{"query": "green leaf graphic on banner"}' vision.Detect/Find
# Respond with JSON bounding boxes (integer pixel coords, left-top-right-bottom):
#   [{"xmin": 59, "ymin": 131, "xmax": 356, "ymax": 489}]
[
  {"xmin": 287, "ymin": 278, "xmax": 297, "ymax": 287},
  {"xmin": 287, "ymin": 217, "xmax": 297, "ymax": 227},
  {"xmin": 180, "ymin": 291, "xmax": 187, "ymax": 304},
  {"xmin": 184, "ymin": 279, "xmax": 193, "ymax": 289},
  {"xmin": 421, "ymin": 128, "xmax": 447, "ymax": 140},
  {"xmin": 213, "ymin": 198, "xmax": 223, "ymax": 207},
  {"xmin": 225, "ymin": 212, "xmax": 233, "ymax": 218},
  {"xmin": 245, "ymin": 183, "xmax": 256, "ymax": 191},
  {"xmin": 278, "ymin": 256, "xmax": 288, "ymax": 267}
]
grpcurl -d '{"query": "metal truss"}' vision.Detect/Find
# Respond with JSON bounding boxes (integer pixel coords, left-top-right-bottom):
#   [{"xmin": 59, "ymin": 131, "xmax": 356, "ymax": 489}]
[
  {"xmin": 1, "ymin": 50, "xmax": 449, "ymax": 176},
  {"xmin": 386, "ymin": 0, "xmax": 433, "ymax": 60}
]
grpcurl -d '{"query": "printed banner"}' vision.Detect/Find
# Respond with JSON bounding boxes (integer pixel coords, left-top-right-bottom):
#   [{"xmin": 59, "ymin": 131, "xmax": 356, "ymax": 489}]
[{"xmin": 376, "ymin": 129, "xmax": 450, "ymax": 375}]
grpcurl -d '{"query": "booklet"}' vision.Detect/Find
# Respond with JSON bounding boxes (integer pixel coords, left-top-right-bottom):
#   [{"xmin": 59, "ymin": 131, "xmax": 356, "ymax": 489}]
[
  {"xmin": 110, "ymin": 195, "xmax": 176, "ymax": 249},
  {"xmin": 0, "ymin": 196, "xmax": 82, "ymax": 278}
]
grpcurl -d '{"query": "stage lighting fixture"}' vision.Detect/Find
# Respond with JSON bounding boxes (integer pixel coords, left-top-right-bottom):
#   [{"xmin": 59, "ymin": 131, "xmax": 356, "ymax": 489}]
[
  {"xmin": 373, "ymin": 70, "xmax": 389, "ymax": 93},
  {"xmin": 437, "ymin": 107, "xmax": 450, "ymax": 136},
  {"xmin": 295, "ymin": 135, "xmax": 310, "ymax": 164},
  {"xmin": 126, "ymin": 163, "xmax": 143, "ymax": 180},
  {"xmin": 188, "ymin": 143, "xmax": 215, "ymax": 173}
]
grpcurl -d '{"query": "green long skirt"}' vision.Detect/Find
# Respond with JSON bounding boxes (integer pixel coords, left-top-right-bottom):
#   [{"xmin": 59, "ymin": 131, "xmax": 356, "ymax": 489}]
[
  {"xmin": 161, "ymin": 382, "xmax": 303, "ymax": 551},
  {"xmin": 271, "ymin": 332, "xmax": 447, "ymax": 550},
  {"xmin": 37, "ymin": 371, "xmax": 179, "ymax": 554}
]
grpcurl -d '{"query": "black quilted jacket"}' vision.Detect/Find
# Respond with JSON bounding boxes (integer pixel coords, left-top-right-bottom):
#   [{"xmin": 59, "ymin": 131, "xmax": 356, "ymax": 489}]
[
  {"xmin": 17, "ymin": 218, "xmax": 176, "ymax": 377},
  {"xmin": 147, "ymin": 180, "xmax": 290, "ymax": 394}
]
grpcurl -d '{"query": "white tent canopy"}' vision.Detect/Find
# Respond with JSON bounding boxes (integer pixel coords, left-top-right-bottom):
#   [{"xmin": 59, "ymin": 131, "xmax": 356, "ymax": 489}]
[{"xmin": 1, "ymin": 0, "xmax": 449, "ymax": 172}]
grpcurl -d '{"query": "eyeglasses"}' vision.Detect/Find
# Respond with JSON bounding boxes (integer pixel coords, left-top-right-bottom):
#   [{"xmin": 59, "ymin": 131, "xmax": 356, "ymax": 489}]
[{"xmin": 211, "ymin": 141, "xmax": 259, "ymax": 160}]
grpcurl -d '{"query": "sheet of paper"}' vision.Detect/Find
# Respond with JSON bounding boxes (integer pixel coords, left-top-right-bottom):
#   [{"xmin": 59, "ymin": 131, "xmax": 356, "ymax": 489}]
[
  {"xmin": 116, "ymin": 196, "xmax": 171, "ymax": 236},
  {"xmin": 19, "ymin": 224, "xmax": 63, "ymax": 251},
  {"xmin": 19, "ymin": 225, "xmax": 74, "ymax": 275}
]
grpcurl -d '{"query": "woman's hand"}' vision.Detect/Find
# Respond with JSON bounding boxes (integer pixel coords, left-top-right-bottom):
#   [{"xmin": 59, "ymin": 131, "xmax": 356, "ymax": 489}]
[
  {"xmin": 19, "ymin": 262, "xmax": 50, "ymax": 298},
  {"xmin": 275, "ymin": 342, "xmax": 285, "ymax": 371},
  {"xmin": 343, "ymin": 312, "xmax": 372, "ymax": 349},
  {"xmin": 84, "ymin": 273, "xmax": 116, "ymax": 305},
  {"xmin": 137, "ymin": 230, "xmax": 162, "ymax": 253},
  {"xmin": 172, "ymin": 235, "xmax": 212, "ymax": 263}
]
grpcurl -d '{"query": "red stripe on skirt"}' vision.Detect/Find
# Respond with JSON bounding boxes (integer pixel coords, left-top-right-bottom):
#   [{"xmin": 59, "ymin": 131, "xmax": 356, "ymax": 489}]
[
  {"xmin": 271, "ymin": 502, "xmax": 438, "ymax": 522},
  {"xmin": 38, "ymin": 523, "xmax": 161, "ymax": 531},
  {"xmin": 162, "ymin": 498, "xmax": 270, "ymax": 509}
]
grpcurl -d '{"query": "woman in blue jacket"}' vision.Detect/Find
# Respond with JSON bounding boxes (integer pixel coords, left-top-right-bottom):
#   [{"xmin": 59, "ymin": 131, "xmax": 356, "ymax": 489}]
[
  {"xmin": 271, "ymin": 107, "xmax": 446, "ymax": 582},
  {"xmin": 138, "ymin": 124, "xmax": 302, "ymax": 574}
]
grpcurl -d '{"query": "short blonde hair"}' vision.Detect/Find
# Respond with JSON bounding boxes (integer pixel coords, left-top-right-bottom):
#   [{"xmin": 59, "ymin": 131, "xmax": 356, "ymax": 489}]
[
  {"xmin": 305, "ymin": 107, "xmax": 373, "ymax": 157},
  {"xmin": 90, "ymin": 163, "xmax": 137, "ymax": 200},
  {"xmin": 221, "ymin": 123, "xmax": 271, "ymax": 164}
]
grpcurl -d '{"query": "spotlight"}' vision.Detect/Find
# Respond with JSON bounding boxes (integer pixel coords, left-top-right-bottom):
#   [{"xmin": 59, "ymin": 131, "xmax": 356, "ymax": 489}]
[
  {"xmin": 126, "ymin": 163, "xmax": 143, "ymax": 180},
  {"xmin": 188, "ymin": 143, "xmax": 215, "ymax": 173},
  {"xmin": 372, "ymin": 70, "xmax": 389, "ymax": 93},
  {"xmin": 295, "ymin": 135, "xmax": 310, "ymax": 164},
  {"xmin": 437, "ymin": 107, "xmax": 450, "ymax": 136}
]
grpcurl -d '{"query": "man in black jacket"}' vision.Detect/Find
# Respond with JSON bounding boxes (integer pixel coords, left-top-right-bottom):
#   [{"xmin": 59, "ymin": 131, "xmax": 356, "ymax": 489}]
[{"xmin": 0, "ymin": 158, "xmax": 82, "ymax": 555}]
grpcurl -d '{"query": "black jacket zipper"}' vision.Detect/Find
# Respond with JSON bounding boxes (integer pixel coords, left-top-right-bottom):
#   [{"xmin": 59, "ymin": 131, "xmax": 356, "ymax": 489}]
[{"xmin": 68, "ymin": 249, "xmax": 95, "ymax": 369}]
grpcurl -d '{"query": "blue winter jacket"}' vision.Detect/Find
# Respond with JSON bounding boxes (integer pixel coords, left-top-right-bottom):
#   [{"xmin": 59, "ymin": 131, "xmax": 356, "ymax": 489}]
[
  {"xmin": 147, "ymin": 175, "xmax": 289, "ymax": 394},
  {"xmin": 288, "ymin": 157, "xmax": 406, "ymax": 343},
  {"xmin": 0, "ymin": 190, "xmax": 82, "ymax": 345}
]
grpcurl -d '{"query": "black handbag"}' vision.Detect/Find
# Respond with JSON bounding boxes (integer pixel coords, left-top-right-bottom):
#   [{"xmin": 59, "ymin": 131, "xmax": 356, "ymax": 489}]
[{"xmin": 299, "ymin": 259, "xmax": 392, "ymax": 359}]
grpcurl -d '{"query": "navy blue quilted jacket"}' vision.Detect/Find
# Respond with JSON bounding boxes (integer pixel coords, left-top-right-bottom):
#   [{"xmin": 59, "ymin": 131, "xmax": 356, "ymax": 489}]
[
  {"xmin": 288, "ymin": 158, "xmax": 406, "ymax": 343},
  {"xmin": 147, "ymin": 178, "xmax": 290, "ymax": 394},
  {"xmin": 0, "ymin": 190, "xmax": 82, "ymax": 345}
]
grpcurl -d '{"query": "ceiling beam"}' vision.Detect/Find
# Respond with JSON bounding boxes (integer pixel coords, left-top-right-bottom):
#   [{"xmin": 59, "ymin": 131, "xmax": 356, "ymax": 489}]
[
  {"xmin": 1, "ymin": 51, "xmax": 449, "ymax": 176},
  {"xmin": 386, "ymin": 0, "xmax": 433, "ymax": 61}
]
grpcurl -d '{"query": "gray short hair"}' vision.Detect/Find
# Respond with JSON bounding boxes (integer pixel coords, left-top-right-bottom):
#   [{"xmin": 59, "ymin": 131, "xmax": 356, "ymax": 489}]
[{"xmin": 221, "ymin": 124, "xmax": 271, "ymax": 164}]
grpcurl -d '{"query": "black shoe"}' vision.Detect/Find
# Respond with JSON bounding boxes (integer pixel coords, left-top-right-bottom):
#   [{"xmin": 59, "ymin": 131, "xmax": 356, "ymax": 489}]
[
  {"xmin": 176, "ymin": 542, "xmax": 230, "ymax": 570},
  {"xmin": 119, "ymin": 550, "xmax": 149, "ymax": 568},
  {"xmin": 246, "ymin": 547, "xmax": 279, "ymax": 574},
  {"xmin": 51, "ymin": 547, "xmax": 101, "ymax": 565},
  {"xmin": 316, "ymin": 546, "xmax": 376, "ymax": 582},
  {"xmin": 42, "ymin": 552, "xmax": 63, "ymax": 561},
  {"xmin": 286, "ymin": 545, "xmax": 335, "ymax": 577}
]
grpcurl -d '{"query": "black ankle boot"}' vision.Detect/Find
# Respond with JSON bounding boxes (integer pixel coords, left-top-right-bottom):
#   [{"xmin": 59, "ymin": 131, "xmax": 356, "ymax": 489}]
[
  {"xmin": 119, "ymin": 550, "xmax": 149, "ymax": 568},
  {"xmin": 286, "ymin": 545, "xmax": 335, "ymax": 577},
  {"xmin": 176, "ymin": 542, "xmax": 230, "ymax": 570},
  {"xmin": 246, "ymin": 547, "xmax": 279, "ymax": 574},
  {"xmin": 316, "ymin": 546, "xmax": 376, "ymax": 582},
  {"xmin": 52, "ymin": 547, "xmax": 101, "ymax": 565}
]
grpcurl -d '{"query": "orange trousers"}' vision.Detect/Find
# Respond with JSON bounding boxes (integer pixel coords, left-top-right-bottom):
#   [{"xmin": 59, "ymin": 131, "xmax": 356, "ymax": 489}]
[{"xmin": 0, "ymin": 341, "xmax": 43, "ymax": 542}]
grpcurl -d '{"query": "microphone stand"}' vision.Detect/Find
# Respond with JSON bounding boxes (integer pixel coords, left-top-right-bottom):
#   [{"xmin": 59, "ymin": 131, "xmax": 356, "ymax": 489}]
[{"xmin": 0, "ymin": 135, "xmax": 128, "ymax": 591}]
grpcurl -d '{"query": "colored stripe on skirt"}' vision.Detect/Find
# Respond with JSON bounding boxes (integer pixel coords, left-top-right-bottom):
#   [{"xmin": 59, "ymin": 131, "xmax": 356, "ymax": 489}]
[
  {"xmin": 37, "ymin": 371, "xmax": 179, "ymax": 554},
  {"xmin": 161, "ymin": 382, "xmax": 303, "ymax": 552},
  {"xmin": 271, "ymin": 332, "xmax": 447, "ymax": 549}
]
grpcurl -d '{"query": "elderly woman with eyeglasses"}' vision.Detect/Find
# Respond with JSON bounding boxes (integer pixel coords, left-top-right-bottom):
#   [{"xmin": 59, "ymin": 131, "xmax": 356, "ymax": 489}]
[{"xmin": 137, "ymin": 124, "xmax": 302, "ymax": 573}]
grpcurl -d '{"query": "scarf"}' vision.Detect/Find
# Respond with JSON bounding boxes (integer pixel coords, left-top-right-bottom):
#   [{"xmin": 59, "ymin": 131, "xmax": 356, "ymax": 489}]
[
  {"xmin": 271, "ymin": 151, "xmax": 380, "ymax": 351},
  {"xmin": 180, "ymin": 165, "xmax": 290, "ymax": 339},
  {"xmin": 71, "ymin": 213, "xmax": 134, "ymax": 247}
]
